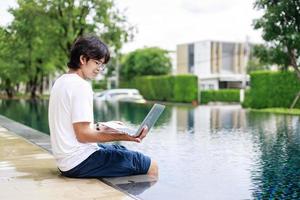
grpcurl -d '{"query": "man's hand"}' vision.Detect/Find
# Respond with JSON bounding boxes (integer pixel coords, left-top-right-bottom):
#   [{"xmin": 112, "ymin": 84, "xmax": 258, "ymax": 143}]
[
  {"xmin": 99, "ymin": 124, "xmax": 148, "ymax": 143},
  {"xmin": 73, "ymin": 122, "xmax": 148, "ymax": 143},
  {"xmin": 136, "ymin": 126, "xmax": 148, "ymax": 141},
  {"xmin": 114, "ymin": 126, "xmax": 148, "ymax": 143}
]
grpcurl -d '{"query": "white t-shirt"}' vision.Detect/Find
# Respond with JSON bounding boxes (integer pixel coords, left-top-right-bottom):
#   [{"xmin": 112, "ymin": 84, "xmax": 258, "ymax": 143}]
[{"xmin": 48, "ymin": 73, "xmax": 99, "ymax": 171}]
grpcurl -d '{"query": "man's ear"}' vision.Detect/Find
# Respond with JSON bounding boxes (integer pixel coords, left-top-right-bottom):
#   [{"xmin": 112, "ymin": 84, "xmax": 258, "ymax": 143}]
[{"xmin": 79, "ymin": 55, "xmax": 87, "ymax": 65}]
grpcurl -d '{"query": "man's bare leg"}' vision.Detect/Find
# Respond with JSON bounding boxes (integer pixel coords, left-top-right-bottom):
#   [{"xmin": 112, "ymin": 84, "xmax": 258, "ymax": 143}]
[{"xmin": 147, "ymin": 159, "xmax": 158, "ymax": 178}]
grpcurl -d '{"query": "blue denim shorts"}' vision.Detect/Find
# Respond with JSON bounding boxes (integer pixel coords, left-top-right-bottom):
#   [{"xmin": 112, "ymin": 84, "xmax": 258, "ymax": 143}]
[{"xmin": 60, "ymin": 144, "xmax": 151, "ymax": 178}]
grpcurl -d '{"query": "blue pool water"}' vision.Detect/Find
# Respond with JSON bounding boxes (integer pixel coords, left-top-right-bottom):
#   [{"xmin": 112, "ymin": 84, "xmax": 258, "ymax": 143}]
[{"xmin": 0, "ymin": 99, "xmax": 299, "ymax": 200}]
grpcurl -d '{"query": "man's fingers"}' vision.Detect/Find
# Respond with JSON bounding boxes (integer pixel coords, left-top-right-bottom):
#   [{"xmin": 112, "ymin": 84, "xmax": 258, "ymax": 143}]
[
  {"xmin": 143, "ymin": 126, "xmax": 148, "ymax": 133},
  {"xmin": 135, "ymin": 138, "xmax": 141, "ymax": 143},
  {"xmin": 121, "ymin": 134, "xmax": 141, "ymax": 143},
  {"xmin": 136, "ymin": 126, "xmax": 148, "ymax": 140},
  {"xmin": 110, "ymin": 120, "xmax": 124, "ymax": 125}
]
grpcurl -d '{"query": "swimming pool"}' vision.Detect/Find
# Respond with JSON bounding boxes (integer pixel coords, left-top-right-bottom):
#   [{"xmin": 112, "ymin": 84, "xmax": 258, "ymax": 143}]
[{"xmin": 0, "ymin": 99, "xmax": 299, "ymax": 199}]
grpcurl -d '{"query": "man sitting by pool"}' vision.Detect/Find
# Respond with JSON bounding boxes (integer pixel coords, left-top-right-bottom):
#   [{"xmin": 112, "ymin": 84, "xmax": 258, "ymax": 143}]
[{"xmin": 48, "ymin": 35, "xmax": 158, "ymax": 178}]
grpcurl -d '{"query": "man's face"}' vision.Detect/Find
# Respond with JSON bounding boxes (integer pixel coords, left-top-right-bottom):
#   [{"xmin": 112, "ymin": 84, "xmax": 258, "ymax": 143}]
[{"xmin": 81, "ymin": 57, "xmax": 106, "ymax": 80}]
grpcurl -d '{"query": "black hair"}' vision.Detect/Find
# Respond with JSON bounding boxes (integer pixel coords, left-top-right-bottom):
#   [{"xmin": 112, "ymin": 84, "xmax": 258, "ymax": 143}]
[{"xmin": 67, "ymin": 35, "xmax": 110, "ymax": 69}]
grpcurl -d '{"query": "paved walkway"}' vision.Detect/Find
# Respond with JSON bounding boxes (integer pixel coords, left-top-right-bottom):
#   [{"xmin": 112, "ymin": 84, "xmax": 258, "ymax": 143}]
[{"xmin": 0, "ymin": 126, "xmax": 133, "ymax": 200}]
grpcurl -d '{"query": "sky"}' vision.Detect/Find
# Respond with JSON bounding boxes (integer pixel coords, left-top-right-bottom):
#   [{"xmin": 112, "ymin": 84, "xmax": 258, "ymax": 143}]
[{"xmin": 0, "ymin": 0, "xmax": 264, "ymax": 53}]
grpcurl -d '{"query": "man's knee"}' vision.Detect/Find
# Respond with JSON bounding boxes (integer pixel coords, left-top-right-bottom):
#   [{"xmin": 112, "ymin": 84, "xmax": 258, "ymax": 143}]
[{"xmin": 147, "ymin": 159, "xmax": 158, "ymax": 177}]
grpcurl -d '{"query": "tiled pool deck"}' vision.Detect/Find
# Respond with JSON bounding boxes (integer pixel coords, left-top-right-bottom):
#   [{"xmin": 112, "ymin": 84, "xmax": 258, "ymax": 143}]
[{"xmin": 0, "ymin": 115, "xmax": 141, "ymax": 200}]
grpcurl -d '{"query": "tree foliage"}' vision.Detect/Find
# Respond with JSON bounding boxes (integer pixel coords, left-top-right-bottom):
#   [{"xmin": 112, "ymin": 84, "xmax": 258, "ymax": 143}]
[
  {"xmin": 0, "ymin": 0, "xmax": 133, "ymax": 98},
  {"xmin": 0, "ymin": 28, "xmax": 26, "ymax": 97},
  {"xmin": 247, "ymin": 44, "xmax": 272, "ymax": 73},
  {"xmin": 120, "ymin": 47, "xmax": 172, "ymax": 80},
  {"xmin": 253, "ymin": 0, "xmax": 300, "ymax": 78}
]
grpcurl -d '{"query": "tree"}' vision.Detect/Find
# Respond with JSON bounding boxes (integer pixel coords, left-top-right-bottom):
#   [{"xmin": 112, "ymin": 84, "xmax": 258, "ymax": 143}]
[
  {"xmin": 47, "ymin": 0, "xmax": 134, "ymax": 61},
  {"xmin": 0, "ymin": 0, "xmax": 134, "ymax": 98},
  {"xmin": 253, "ymin": 0, "xmax": 300, "ymax": 108},
  {"xmin": 0, "ymin": 28, "xmax": 26, "ymax": 98},
  {"xmin": 247, "ymin": 45, "xmax": 272, "ymax": 73},
  {"xmin": 120, "ymin": 47, "xmax": 172, "ymax": 80},
  {"xmin": 7, "ymin": 0, "xmax": 58, "ymax": 98}
]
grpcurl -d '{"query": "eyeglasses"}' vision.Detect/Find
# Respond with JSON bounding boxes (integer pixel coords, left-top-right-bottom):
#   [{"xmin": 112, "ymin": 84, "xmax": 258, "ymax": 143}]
[{"xmin": 91, "ymin": 59, "xmax": 106, "ymax": 71}]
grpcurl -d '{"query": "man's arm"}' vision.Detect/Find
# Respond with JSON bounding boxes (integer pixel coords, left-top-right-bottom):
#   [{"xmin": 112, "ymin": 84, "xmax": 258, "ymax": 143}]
[{"xmin": 73, "ymin": 122, "xmax": 148, "ymax": 143}]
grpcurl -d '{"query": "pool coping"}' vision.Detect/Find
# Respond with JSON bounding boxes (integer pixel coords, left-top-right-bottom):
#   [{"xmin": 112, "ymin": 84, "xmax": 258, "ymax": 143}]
[{"xmin": 0, "ymin": 115, "xmax": 52, "ymax": 152}]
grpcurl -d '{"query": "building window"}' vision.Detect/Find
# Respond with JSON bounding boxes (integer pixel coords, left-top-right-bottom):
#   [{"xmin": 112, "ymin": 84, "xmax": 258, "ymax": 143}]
[
  {"xmin": 222, "ymin": 42, "xmax": 235, "ymax": 73},
  {"xmin": 219, "ymin": 81, "xmax": 227, "ymax": 89},
  {"xmin": 188, "ymin": 44, "xmax": 194, "ymax": 73},
  {"xmin": 209, "ymin": 84, "xmax": 214, "ymax": 90}
]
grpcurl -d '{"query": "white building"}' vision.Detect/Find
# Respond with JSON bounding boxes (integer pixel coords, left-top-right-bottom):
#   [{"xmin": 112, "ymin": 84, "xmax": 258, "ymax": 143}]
[{"xmin": 176, "ymin": 40, "xmax": 250, "ymax": 90}]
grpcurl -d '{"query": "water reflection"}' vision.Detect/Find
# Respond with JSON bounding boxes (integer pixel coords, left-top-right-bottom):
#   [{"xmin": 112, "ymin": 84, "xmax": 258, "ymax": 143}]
[
  {"xmin": 103, "ymin": 175, "xmax": 157, "ymax": 196},
  {"xmin": 94, "ymin": 102, "xmax": 248, "ymax": 135},
  {"xmin": 211, "ymin": 107, "xmax": 246, "ymax": 129},
  {"xmin": 0, "ymin": 100, "xmax": 246, "ymax": 136},
  {"xmin": 0, "ymin": 100, "xmax": 300, "ymax": 199},
  {"xmin": 199, "ymin": 105, "xmax": 246, "ymax": 130},
  {"xmin": 0, "ymin": 99, "xmax": 49, "ymax": 134},
  {"xmin": 247, "ymin": 113, "xmax": 300, "ymax": 199},
  {"xmin": 171, "ymin": 106, "xmax": 194, "ymax": 133},
  {"xmin": 94, "ymin": 101, "xmax": 172, "ymax": 127},
  {"xmin": 117, "ymin": 180, "xmax": 157, "ymax": 196}
]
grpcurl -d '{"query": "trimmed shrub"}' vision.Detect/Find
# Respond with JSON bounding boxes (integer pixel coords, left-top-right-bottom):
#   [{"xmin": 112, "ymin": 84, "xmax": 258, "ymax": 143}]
[
  {"xmin": 244, "ymin": 71, "xmax": 300, "ymax": 108},
  {"xmin": 146, "ymin": 76, "xmax": 173, "ymax": 101},
  {"xmin": 92, "ymin": 80, "xmax": 107, "ymax": 90},
  {"xmin": 200, "ymin": 89, "xmax": 240, "ymax": 104},
  {"xmin": 172, "ymin": 75, "xmax": 198, "ymax": 102},
  {"xmin": 120, "ymin": 74, "xmax": 198, "ymax": 103}
]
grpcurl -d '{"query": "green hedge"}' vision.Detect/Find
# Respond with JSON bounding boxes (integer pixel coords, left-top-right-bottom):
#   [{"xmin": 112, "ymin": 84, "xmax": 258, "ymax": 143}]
[
  {"xmin": 120, "ymin": 75, "xmax": 198, "ymax": 103},
  {"xmin": 200, "ymin": 89, "xmax": 240, "ymax": 104},
  {"xmin": 172, "ymin": 75, "xmax": 198, "ymax": 102},
  {"xmin": 244, "ymin": 71, "xmax": 300, "ymax": 108},
  {"xmin": 92, "ymin": 80, "xmax": 107, "ymax": 90}
]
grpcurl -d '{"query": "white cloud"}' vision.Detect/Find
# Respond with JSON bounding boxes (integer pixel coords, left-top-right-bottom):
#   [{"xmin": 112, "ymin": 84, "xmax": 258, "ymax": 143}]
[
  {"xmin": 0, "ymin": 0, "xmax": 263, "ymax": 53},
  {"xmin": 116, "ymin": 0, "xmax": 263, "ymax": 53},
  {"xmin": 181, "ymin": 0, "xmax": 240, "ymax": 14},
  {"xmin": 0, "ymin": 0, "xmax": 17, "ymax": 27}
]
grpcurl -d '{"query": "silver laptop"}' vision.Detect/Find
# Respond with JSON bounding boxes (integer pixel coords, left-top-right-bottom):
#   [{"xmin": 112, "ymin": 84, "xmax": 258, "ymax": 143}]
[{"xmin": 101, "ymin": 103, "xmax": 165, "ymax": 137}]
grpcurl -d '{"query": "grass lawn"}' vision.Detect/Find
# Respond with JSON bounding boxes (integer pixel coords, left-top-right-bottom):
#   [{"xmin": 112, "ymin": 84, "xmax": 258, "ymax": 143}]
[{"xmin": 250, "ymin": 108, "xmax": 300, "ymax": 115}]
